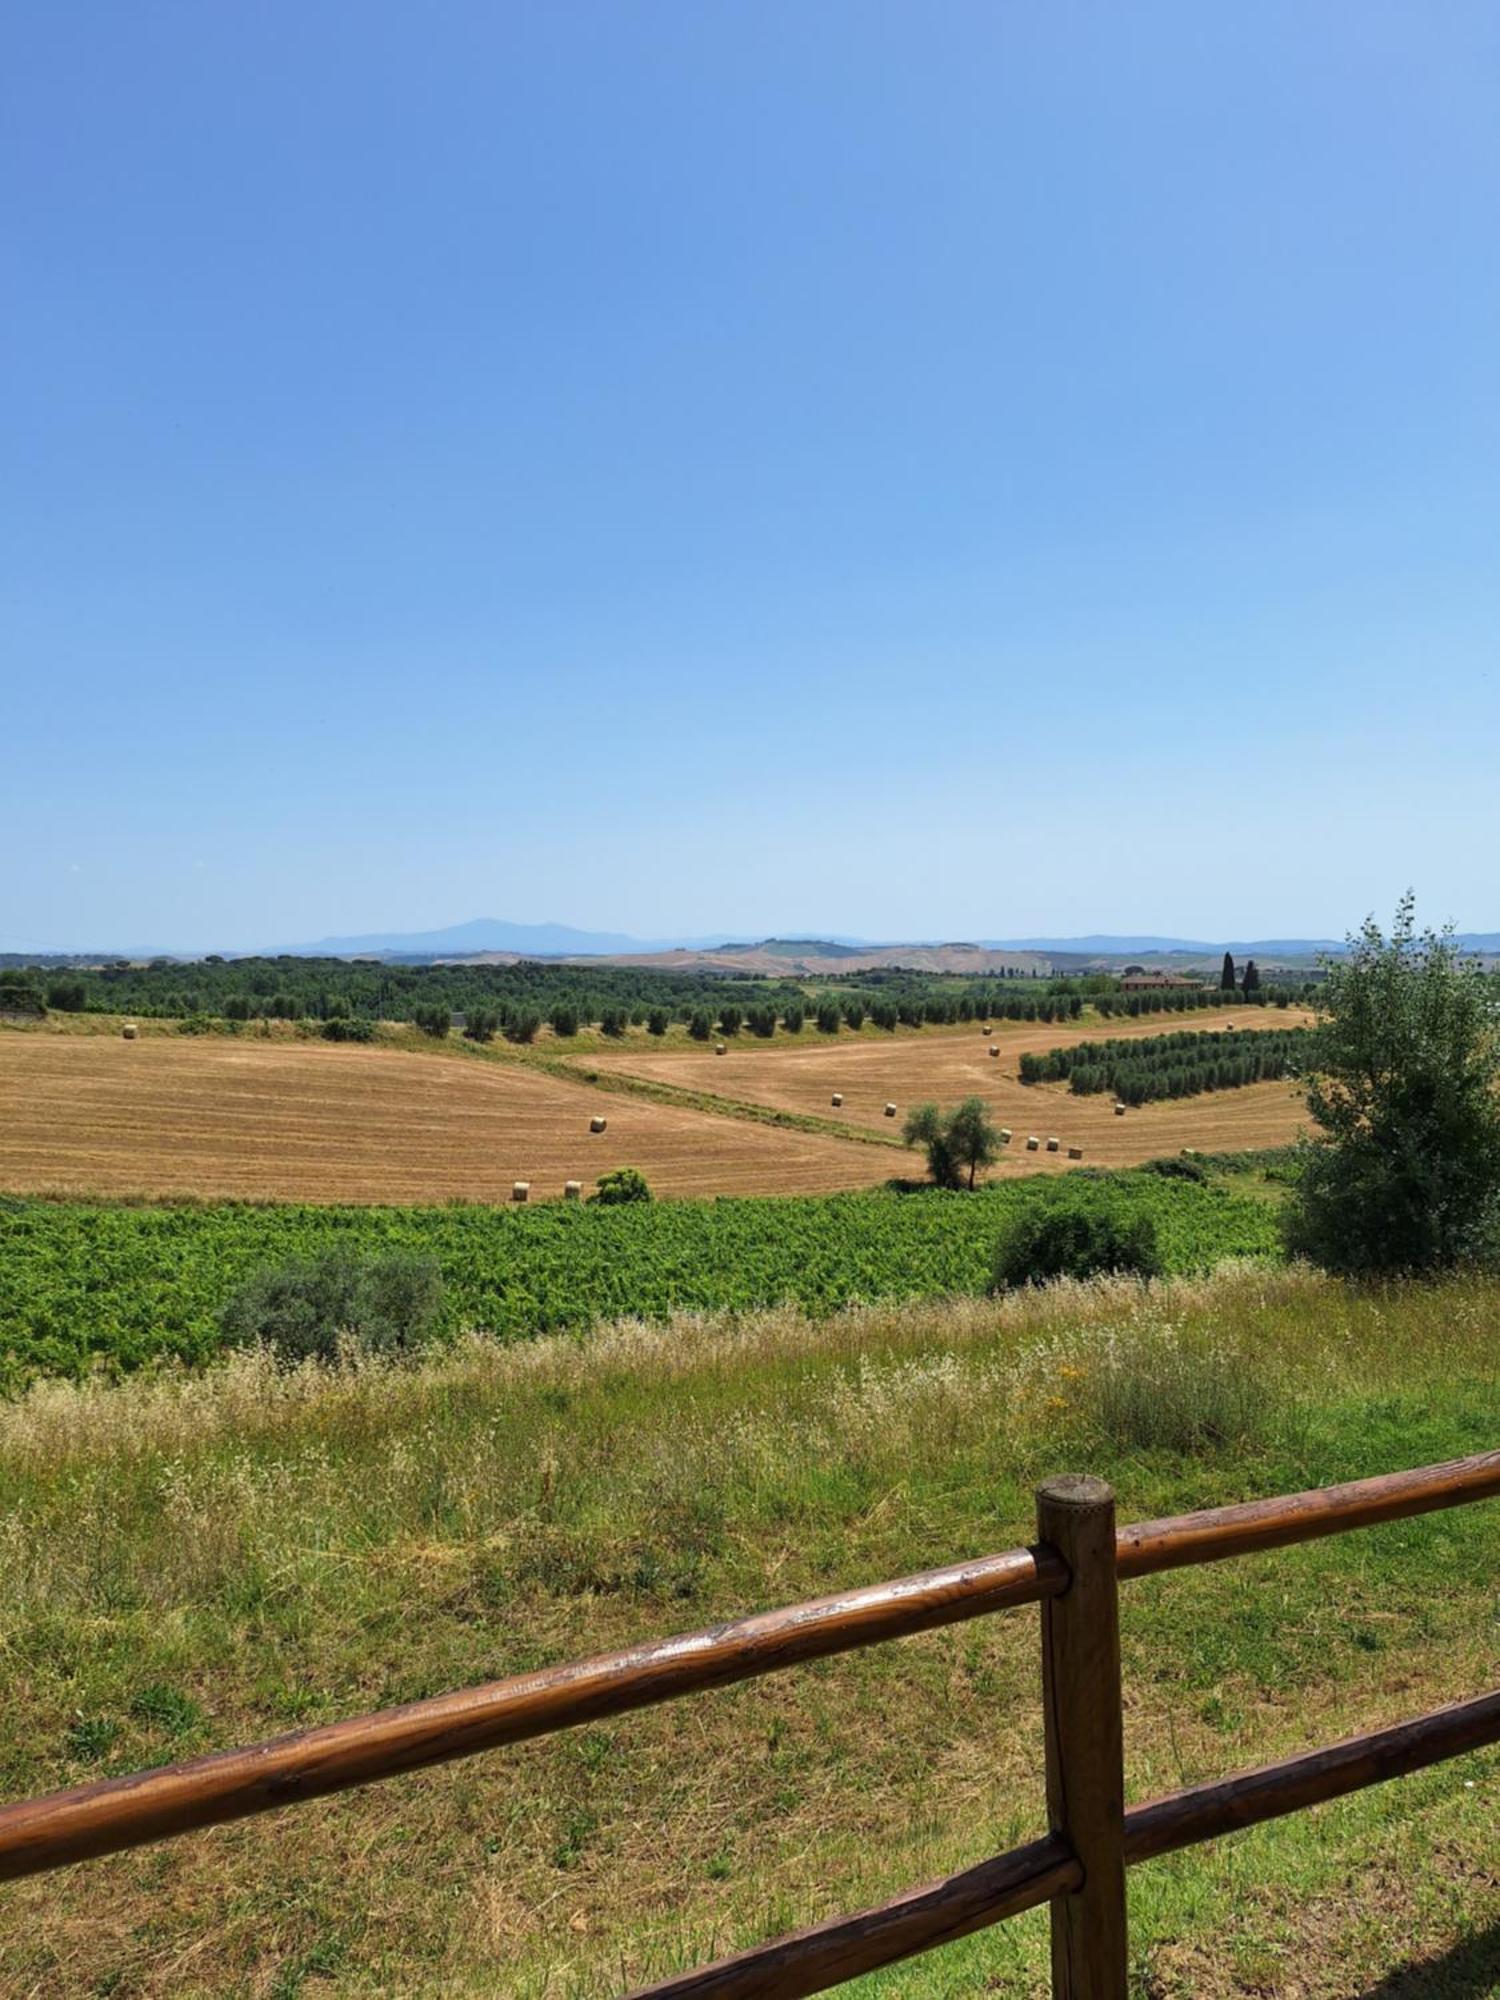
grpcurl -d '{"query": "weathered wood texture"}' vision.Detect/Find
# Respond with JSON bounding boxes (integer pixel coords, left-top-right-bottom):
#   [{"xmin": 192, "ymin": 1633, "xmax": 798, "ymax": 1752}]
[
  {"xmin": 623, "ymin": 1835, "xmax": 1080, "ymax": 1999},
  {"xmin": 1124, "ymin": 1687, "xmax": 1500, "ymax": 1864},
  {"xmin": 1038, "ymin": 1477, "xmax": 1128, "ymax": 1999},
  {"xmin": 0, "ymin": 1544, "xmax": 1062, "ymax": 1882},
  {"xmin": 1119, "ymin": 1448, "xmax": 1500, "ymax": 1579}
]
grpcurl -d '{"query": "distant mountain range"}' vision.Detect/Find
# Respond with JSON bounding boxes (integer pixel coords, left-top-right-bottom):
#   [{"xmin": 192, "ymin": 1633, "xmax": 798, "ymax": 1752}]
[
  {"xmin": 24, "ymin": 918, "xmax": 1500, "ymax": 966},
  {"xmin": 265, "ymin": 918, "xmax": 1500, "ymax": 963}
]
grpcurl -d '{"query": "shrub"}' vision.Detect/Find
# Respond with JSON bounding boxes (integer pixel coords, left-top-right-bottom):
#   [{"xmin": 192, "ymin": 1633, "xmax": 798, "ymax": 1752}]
[
  {"xmin": 842, "ymin": 1001, "xmax": 867, "ymax": 1031},
  {"xmin": 503, "ymin": 1009, "xmax": 541, "ymax": 1044},
  {"xmin": 322, "ymin": 1016, "xmax": 375, "ymax": 1043},
  {"xmin": 990, "ymin": 1204, "xmax": 1163, "ymax": 1290},
  {"xmin": 0, "ymin": 977, "xmax": 45, "ymax": 1018},
  {"xmin": 647, "ymin": 1008, "xmax": 670, "ymax": 1036},
  {"xmin": 816, "ymin": 1003, "xmax": 842, "ymax": 1035},
  {"xmin": 219, "ymin": 1252, "xmax": 444, "ymax": 1365},
  {"xmin": 599, "ymin": 1008, "xmax": 628, "ymax": 1038},
  {"xmin": 464, "ymin": 1009, "xmax": 501, "ymax": 1042},
  {"xmin": 782, "ymin": 1005, "xmax": 805, "ymax": 1034},
  {"xmin": 688, "ymin": 1009, "xmax": 713, "ymax": 1041},
  {"xmin": 1140, "ymin": 1154, "xmax": 1208, "ymax": 1184},
  {"xmin": 748, "ymin": 1005, "xmax": 777, "ymax": 1038},
  {"xmin": 549, "ymin": 1005, "xmax": 580, "ymax": 1039},
  {"xmin": 591, "ymin": 1167, "xmax": 653, "ymax": 1206},
  {"xmin": 718, "ymin": 1005, "xmax": 743, "ymax": 1037},
  {"xmin": 413, "ymin": 1005, "xmax": 451, "ymax": 1039},
  {"xmin": 45, "ymin": 977, "xmax": 87, "ymax": 1012}
]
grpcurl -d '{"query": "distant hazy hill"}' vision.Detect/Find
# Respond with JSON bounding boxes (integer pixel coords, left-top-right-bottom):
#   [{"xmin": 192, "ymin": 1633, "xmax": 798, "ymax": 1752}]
[{"xmin": 273, "ymin": 919, "xmax": 756, "ymax": 958}]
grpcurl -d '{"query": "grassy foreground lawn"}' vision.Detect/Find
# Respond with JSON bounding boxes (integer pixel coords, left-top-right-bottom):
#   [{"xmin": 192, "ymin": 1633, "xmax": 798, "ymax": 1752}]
[{"xmin": 2, "ymin": 1265, "xmax": 1497, "ymax": 1996}]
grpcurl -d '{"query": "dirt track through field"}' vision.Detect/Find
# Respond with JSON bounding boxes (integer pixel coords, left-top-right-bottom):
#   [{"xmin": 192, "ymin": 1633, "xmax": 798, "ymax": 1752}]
[
  {"xmin": 581, "ymin": 1006, "xmax": 1314, "ymax": 1172},
  {"xmin": 0, "ymin": 1036, "xmax": 885, "ymax": 1203}
]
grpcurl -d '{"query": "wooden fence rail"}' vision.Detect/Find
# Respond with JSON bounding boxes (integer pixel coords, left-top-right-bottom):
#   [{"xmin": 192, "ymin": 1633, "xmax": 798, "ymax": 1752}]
[{"xmin": 3, "ymin": 1448, "xmax": 1499, "ymax": 1996}]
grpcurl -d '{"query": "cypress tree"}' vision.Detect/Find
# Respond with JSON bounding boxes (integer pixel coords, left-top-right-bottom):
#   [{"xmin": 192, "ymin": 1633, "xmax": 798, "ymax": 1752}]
[{"xmin": 1221, "ymin": 951, "xmax": 1237, "ymax": 991}]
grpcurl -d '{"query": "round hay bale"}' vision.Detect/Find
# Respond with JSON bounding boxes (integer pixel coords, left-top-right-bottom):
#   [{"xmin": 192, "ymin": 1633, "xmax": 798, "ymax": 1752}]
[
  {"xmin": 989, "ymin": 1045, "xmax": 999, "ymax": 1057},
  {"xmin": 564, "ymin": 1180, "xmax": 582, "ymax": 1200},
  {"xmin": 715, "ymin": 1043, "xmax": 726, "ymax": 1055},
  {"xmin": 982, "ymin": 1024, "xmax": 993, "ymax": 1035},
  {"xmin": 121, "ymin": 1023, "xmax": 139, "ymax": 1040},
  {"xmin": 512, "ymin": 1181, "xmax": 530, "ymax": 1202},
  {"xmin": 884, "ymin": 1102, "xmax": 897, "ymax": 1117},
  {"xmin": 830, "ymin": 1093, "xmax": 843, "ymax": 1108},
  {"xmin": 1026, "ymin": 1135, "xmax": 1040, "ymax": 1151},
  {"xmin": 589, "ymin": 1115, "xmax": 607, "ymax": 1134}
]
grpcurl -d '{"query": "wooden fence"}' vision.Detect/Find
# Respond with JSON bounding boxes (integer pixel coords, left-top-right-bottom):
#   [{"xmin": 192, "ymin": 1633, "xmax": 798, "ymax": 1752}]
[{"xmin": 2, "ymin": 1450, "xmax": 1498, "ymax": 1996}]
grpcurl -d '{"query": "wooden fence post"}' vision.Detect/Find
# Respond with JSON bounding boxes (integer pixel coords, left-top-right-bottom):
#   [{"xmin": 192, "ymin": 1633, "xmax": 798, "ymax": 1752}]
[{"xmin": 1036, "ymin": 1475, "xmax": 1127, "ymax": 1999}]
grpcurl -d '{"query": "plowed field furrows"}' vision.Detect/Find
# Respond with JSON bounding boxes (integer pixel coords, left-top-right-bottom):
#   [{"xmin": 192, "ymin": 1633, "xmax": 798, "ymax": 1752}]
[
  {"xmin": 0, "ymin": 1037, "xmax": 885, "ymax": 1203},
  {"xmin": 579, "ymin": 1006, "xmax": 1315, "ymax": 1172}
]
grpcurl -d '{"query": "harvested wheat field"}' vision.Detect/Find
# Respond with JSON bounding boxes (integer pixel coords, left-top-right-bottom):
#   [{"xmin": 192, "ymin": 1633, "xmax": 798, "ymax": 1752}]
[
  {"xmin": 0, "ymin": 1035, "xmax": 883, "ymax": 1203},
  {"xmin": 583, "ymin": 1005, "xmax": 1314, "ymax": 1171}
]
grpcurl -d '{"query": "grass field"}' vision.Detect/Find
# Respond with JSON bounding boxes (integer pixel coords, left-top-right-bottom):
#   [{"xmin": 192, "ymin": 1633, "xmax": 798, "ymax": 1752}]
[
  {"xmin": 2, "ymin": 1265, "xmax": 1496, "ymax": 1997},
  {"xmin": 583, "ymin": 1005, "xmax": 1315, "ymax": 1170}
]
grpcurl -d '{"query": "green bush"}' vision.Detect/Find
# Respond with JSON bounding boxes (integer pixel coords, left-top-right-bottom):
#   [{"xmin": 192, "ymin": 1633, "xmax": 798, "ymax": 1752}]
[
  {"xmin": 412, "ymin": 1005, "xmax": 451, "ymax": 1039},
  {"xmin": 991, "ymin": 1203, "xmax": 1163, "ymax": 1290},
  {"xmin": 549, "ymin": 1005, "xmax": 580, "ymax": 1039},
  {"xmin": 45, "ymin": 977, "xmax": 88, "ymax": 1012},
  {"xmin": 647, "ymin": 1008, "xmax": 670, "ymax": 1036},
  {"xmin": 590, "ymin": 1167, "xmax": 653, "ymax": 1206},
  {"xmin": 219, "ymin": 1252, "xmax": 444, "ymax": 1366},
  {"xmin": 321, "ymin": 1016, "xmax": 375, "ymax": 1043}
]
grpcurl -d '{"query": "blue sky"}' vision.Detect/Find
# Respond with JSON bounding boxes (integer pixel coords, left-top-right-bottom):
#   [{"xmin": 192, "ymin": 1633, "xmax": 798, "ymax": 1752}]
[{"xmin": 5, "ymin": 2, "xmax": 1499, "ymax": 952}]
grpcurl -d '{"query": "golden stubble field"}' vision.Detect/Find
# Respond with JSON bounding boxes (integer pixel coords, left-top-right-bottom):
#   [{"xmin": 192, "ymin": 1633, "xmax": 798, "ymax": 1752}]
[
  {"xmin": 580, "ymin": 1004, "xmax": 1315, "ymax": 1173},
  {"xmin": 0, "ymin": 1036, "xmax": 881, "ymax": 1203},
  {"xmin": 0, "ymin": 1005, "xmax": 1314, "ymax": 1203}
]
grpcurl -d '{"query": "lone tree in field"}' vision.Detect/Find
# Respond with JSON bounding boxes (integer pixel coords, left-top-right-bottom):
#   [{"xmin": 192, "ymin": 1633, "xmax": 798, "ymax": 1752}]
[
  {"xmin": 903, "ymin": 1097, "xmax": 1002, "ymax": 1190},
  {"xmin": 1286, "ymin": 894, "xmax": 1500, "ymax": 1275},
  {"xmin": 1220, "ymin": 951, "xmax": 1237, "ymax": 992},
  {"xmin": 1242, "ymin": 958, "xmax": 1260, "ymax": 993}
]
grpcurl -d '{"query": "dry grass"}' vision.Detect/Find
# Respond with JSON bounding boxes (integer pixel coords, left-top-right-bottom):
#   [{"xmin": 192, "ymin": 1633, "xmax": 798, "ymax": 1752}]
[
  {"xmin": 0, "ymin": 1034, "xmax": 886, "ymax": 1203},
  {"xmin": 1, "ymin": 1267, "xmax": 1497, "ymax": 1996},
  {"xmin": 577, "ymin": 1006, "xmax": 1317, "ymax": 1170}
]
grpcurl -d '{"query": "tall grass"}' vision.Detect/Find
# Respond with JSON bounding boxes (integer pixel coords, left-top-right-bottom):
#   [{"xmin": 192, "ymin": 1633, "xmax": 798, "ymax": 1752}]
[{"xmin": 1, "ymin": 1266, "xmax": 1498, "ymax": 1997}]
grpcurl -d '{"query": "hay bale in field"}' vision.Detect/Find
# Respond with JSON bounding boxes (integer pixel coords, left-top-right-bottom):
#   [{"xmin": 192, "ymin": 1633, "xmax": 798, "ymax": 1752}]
[
  {"xmin": 1067, "ymin": 1145, "xmax": 1083, "ymax": 1160},
  {"xmin": 831, "ymin": 1093, "xmax": 843, "ymax": 1108},
  {"xmin": 512, "ymin": 1181, "xmax": 530, "ymax": 1202},
  {"xmin": 1046, "ymin": 1136, "xmax": 1059, "ymax": 1152},
  {"xmin": 715, "ymin": 1043, "xmax": 726, "ymax": 1055},
  {"xmin": 989, "ymin": 1045, "xmax": 999, "ymax": 1057},
  {"xmin": 1114, "ymin": 1101, "xmax": 1126, "ymax": 1116},
  {"xmin": 564, "ymin": 1180, "xmax": 582, "ymax": 1200},
  {"xmin": 884, "ymin": 1102, "xmax": 897, "ymax": 1117},
  {"xmin": 589, "ymin": 1115, "xmax": 607, "ymax": 1134},
  {"xmin": 1026, "ymin": 1135, "xmax": 1040, "ymax": 1151},
  {"xmin": 121, "ymin": 1023, "xmax": 139, "ymax": 1040},
  {"xmin": 999, "ymin": 1127, "xmax": 1012, "ymax": 1143},
  {"xmin": 982, "ymin": 1024, "xmax": 993, "ymax": 1035}
]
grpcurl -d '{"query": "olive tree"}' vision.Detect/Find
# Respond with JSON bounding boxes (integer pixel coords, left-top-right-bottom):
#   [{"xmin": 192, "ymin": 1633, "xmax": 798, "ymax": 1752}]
[{"xmin": 902, "ymin": 1096, "xmax": 1002, "ymax": 1190}]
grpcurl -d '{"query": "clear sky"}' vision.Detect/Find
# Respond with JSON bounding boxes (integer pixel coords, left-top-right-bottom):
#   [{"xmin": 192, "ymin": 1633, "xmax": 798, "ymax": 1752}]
[{"xmin": 6, "ymin": 2, "xmax": 1499, "ymax": 953}]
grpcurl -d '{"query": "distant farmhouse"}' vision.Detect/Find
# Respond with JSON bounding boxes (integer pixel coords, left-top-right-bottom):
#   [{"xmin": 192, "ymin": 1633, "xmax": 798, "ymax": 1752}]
[{"xmin": 1118, "ymin": 967, "xmax": 1203, "ymax": 992}]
